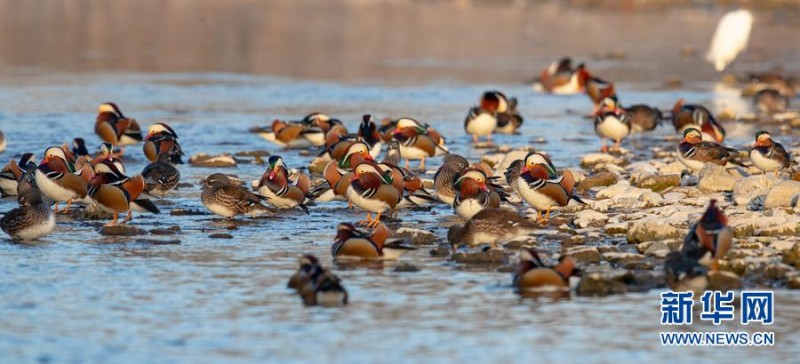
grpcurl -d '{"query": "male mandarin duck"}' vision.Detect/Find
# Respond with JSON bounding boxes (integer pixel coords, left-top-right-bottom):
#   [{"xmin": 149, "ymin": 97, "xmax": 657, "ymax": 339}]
[
  {"xmin": 35, "ymin": 147, "xmax": 88, "ymax": 214},
  {"xmin": 346, "ymin": 161, "xmax": 402, "ymax": 227},
  {"xmin": 256, "ymin": 156, "xmax": 311, "ymax": 214},
  {"xmin": 91, "ymin": 143, "xmax": 126, "ymax": 175},
  {"xmin": 142, "ymin": 139, "xmax": 181, "ymax": 199},
  {"xmin": 201, "ymin": 173, "xmax": 272, "ymax": 219},
  {"xmin": 585, "ymin": 75, "xmax": 617, "ymax": 111},
  {"xmin": 596, "ymin": 96, "xmax": 661, "ymax": 134},
  {"xmin": 71, "ymin": 138, "xmax": 91, "ymax": 159},
  {"xmin": 0, "ymin": 188, "xmax": 55, "ymax": 241},
  {"xmin": 676, "ymin": 128, "xmax": 740, "ymax": 172},
  {"xmin": 94, "ymin": 102, "xmax": 143, "ymax": 151},
  {"xmin": 533, "ymin": 58, "xmax": 591, "ymax": 94},
  {"xmin": 750, "ymin": 131, "xmax": 792, "ymax": 174},
  {"xmin": 311, "ymin": 142, "xmax": 372, "ymax": 203},
  {"xmin": 260, "ymin": 112, "xmax": 343, "ymax": 149},
  {"xmin": 89, "ymin": 160, "xmax": 159, "ymax": 225},
  {"xmin": 447, "ymin": 208, "xmax": 537, "ymax": 250},
  {"xmin": 143, "ymin": 122, "xmax": 184, "ymax": 164},
  {"xmin": 513, "ymin": 248, "xmax": 576, "ymax": 291},
  {"xmin": 513, "ymin": 152, "xmax": 583, "ymax": 223},
  {"xmin": 452, "ymin": 168, "xmax": 502, "ymax": 220},
  {"xmin": 464, "ymin": 91, "xmax": 524, "ymax": 142},
  {"xmin": 331, "ymin": 222, "xmax": 414, "ymax": 260},
  {"xmin": 671, "ymin": 99, "xmax": 725, "ymax": 143},
  {"xmin": 390, "ymin": 117, "xmax": 448, "ymax": 170},
  {"xmin": 0, "ymin": 153, "xmax": 36, "ymax": 197},
  {"xmin": 680, "ymin": 200, "xmax": 732, "ymax": 271},
  {"xmin": 594, "ymin": 98, "xmax": 631, "ymax": 153},
  {"xmin": 356, "ymin": 114, "xmax": 384, "ymax": 158},
  {"xmin": 298, "ymin": 264, "xmax": 348, "ymax": 307}
]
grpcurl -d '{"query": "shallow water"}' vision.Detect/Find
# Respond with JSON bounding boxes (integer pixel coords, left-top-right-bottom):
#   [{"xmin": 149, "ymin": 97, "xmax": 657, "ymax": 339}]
[{"xmin": 1, "ymin": 72, "xmax": 799, "ymax": 364}]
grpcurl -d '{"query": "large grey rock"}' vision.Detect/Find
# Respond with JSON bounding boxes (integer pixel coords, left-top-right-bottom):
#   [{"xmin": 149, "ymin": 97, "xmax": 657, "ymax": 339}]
[
  {"xmin": 573, "ymin": 210, "xmax": 608, "ymax": 228},
  {"xmin": 733, "ymin": 174, "xmax": 782, "ymax": 206},
  {"xmin": 697, "ymin": 163, "xmax": 739, "ymax": 192},
  {"xmin": 764, "ymin": 181, "xmax": 800, "ymax": 208},
  {"xmin": 626, "ymin": 217, "xmax": 684, "ymax": 243}
]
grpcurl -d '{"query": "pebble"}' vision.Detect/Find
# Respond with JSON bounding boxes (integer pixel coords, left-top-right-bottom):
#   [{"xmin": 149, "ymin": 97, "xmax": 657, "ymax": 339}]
[
  {"xmin": 733, "ymin": 175, "xmax": 782, "ymax": 206},
  {"xmin": 135, "ymin": 238, "xmax": 182, "ymax": 245},
  {"xmin": 635, "ymin": 174, "xmax": 680, "ymax": 192},
  {"xmin": 707, "ymin": 270, "xmax": 743, "ymax": 291},
  {"xmin": 392, "ymin": 263, "xmax": 421, "ymax": 272},
  {"xmin": 626, "ymin": 217, "xmax": 683, "ymax": 243},
  {"xmin": 394, "ymin": 228, "xmax": 439, "ymax": 245},
  {"xmin": 697, "ymin": 163, "xmax": 739, "ymax": 192},
  {"xmin": 573, "ymin": 210, "xmax": 608, "ymax": 228},
  {"xmin": 149, "ymin": 225, "xmax": 182, "ymax": 235},
  {"xmin": 170, "ymin": 208, "xmax": 207, "ymax": 216},
  {"xmin": 208, "ymin": 233, "xmax": 234, "ymax": 239},
  {"xmin": 100, "ymin": 225, "xmax": 148, "ymax": 236},
  {"xmin": 577, "ymin": 172, "xmax": 618, "ymax": 192},
  {"xmin": 566, "ymin": 246, "xmax": 602, "ymax": 263},
  {"xmin": 453, "ymin": 249, "xmax": 507, "ymax": 264},
  {"xmin": 764, "ymin": 180, "xmax": 800, "ymax": 208},
  {"xmin": 189, "ymin": 153, "xmax": 237, "ymax": 168},
  {"xmin": 576, "ymin": 272, "xmax": 629, "ymax": 296},
  {"xmin": 580, "ymin": 153, "xmax": 624, "ymax": 169}
]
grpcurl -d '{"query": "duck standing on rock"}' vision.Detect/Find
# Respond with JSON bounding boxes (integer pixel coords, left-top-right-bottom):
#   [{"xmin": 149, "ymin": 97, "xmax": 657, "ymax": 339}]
[
  {"xmin": 201, "ymin": 173, "xmax": 272, "ymax": 219},
  {"xmin": 676, "ymin": 128, "xmax": 740, "ymax": 172},
  {"xmin": 94, "ymin": 102, "xmax": 143, "ymax": 153},
  {"xmin": 0, "ymin": 188, "xmax": 55, "ymax": 241},
  {"xmin": 513, "ymin": 248, "xmax": 576, "ymax": 291},
  {"xmin": 256, "ymin": 156, "xmax": 311, "ymax": 214},
  {"xmin": 680, "ymin": 199, "xmax": 732, "ymax": 271},
  {"xmin": 513, "ymin": 152, "xmax": 584, "ymax": 223},
  {"xmin": 89, "ymin": 160, "xmax": 160, "ymax": 225},
  {"xmin": 448, "ymin": 208, "xmax": 537, "ymax": 250},
  {"xmin": 594, "ymin": 97, "xmax": 631, "ymax": 153},
  {"xmin": 750, "ymin": 131, "xmax": 792, "ymax": 175}
]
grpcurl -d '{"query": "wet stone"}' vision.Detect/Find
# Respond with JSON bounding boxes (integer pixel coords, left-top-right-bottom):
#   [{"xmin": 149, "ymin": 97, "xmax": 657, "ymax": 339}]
[
  {"xmin": 429, "ymin": 245, "xmax": 451, "ymax": 257},
  {"xmin": 603, "ymin": 252, "xmax": 645, "ymax": 265},
  {"xmin": 764, "ymin": 180, "xmax": 800, "ymax": 208},
  {"xmin": 787, "ymin": 275, "xmax": 800, "ymax": 289},
  {"xmin": 566, "ymin": 247, "xmax": 602, "ymax": 264},
  {"xmin": 782, "ymin": 243, "xmax": 800, "ymax": 269},
  {"xmin": 707, "ymin": 270, "xmax": 743, "ymax": 291},
  {"xmin": 149, "ymin": 225, "xmax": 182, "ymax": 235},
  {"xmin": 635, "ymin": 174, "xmax": 680, "ymax": 192},
  {"xmin": 453, "ymin": 249, "xmax": 507, "ymax": 264},
  {"xmin": 189, "ymin": 153, "xmax": 237, "ymax": 168},
  {"xmin": 209, "ymin": 233, "xmax": 234, "ymax": 239},
  {"xmin": 576, "ymin": 273, "xmax": 629, "ymax": 296},
  {"xmin": 697, "ymin": 163, "xmax": 739, "ymax": 192},
  {"xmin": 100, "ymin": 225, "xmax": 148, "ymax": 236},
  {"xmin": 235, "ymin": 150, "xmax": 271, "ymax": 157},
  {"xmin": 577, "ymin": 172, "xmax": 618, "ymax": 192},
  {"xmin": 394, "ymin": 228, "xmax": 439, "ymax": 245},
  {"xmin": 392, "ymin": 263, "xmax": 421, "ymax": 272},
  {"xmin": 764, "ymin": 263, "xmax": 793, "ymax": 280},
  {"xmin": 135, "ymin": 238, "xmax": 182, "ymax": 245},
  {"xmin": 170, "ymin": 208, "xmax": 207, "ymax": 216}
]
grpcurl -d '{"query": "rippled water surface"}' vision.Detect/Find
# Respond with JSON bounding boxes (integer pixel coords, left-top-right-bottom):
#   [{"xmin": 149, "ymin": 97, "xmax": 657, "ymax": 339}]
[
  {"xmin": 2, "ymin": 0, "xmax": 800, "ymax": 363},
  {"xmin": 1, "ymin": 72, "xmax": 799, "ymax": 364}
]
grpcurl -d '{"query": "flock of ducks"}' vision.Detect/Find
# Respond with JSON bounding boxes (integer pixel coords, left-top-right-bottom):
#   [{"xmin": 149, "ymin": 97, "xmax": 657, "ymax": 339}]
[{"xmin": 0, "ymin": 60, "xmax": 797, "ymax": 305}]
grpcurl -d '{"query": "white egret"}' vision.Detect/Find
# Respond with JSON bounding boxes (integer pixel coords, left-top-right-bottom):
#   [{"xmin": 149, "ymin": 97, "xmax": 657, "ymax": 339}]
[{"xmin": 706, "ymin": 9, "xmax": 754, "ymax": 72}]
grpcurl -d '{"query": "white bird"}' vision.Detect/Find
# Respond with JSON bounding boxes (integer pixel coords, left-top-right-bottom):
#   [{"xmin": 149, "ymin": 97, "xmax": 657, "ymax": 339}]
[{"xmin": 706, "ymin": 9, "xmax": 753, "ymax": 72}]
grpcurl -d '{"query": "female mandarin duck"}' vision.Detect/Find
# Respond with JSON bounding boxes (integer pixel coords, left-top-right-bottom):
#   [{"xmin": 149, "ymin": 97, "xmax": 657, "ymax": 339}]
[
  {"xmin": 35, "ymin": 147, "xmax": 88, "ymax": 214},
  {"xmin": 513, "ymin": 248, "xmax": 576, "ymax": 291},
  {"xmin": 671, "ymin": 99, "xmax": 725, "ymax": 143},
  {"xmin": 452, "ymin": 168, "xmax": 502, "ymax": 220},
  {"xmin": 676, "ymin": 128, "xmax": 740, "ymax": 172},
  {"xmin": 256, "ymin": 156, "xmax": 311, "ymax": 214},
  {"xmin": 750, "ymin": 131, "xmax": 792, "ymax": 175},
  {"xmin": 0, "ymin": 188, "xmax": 55, "ymax": 241},
  {"xmin": 433, "ymin": 154, "xmax": 470, "ymax": 205},
  {"xmin": 346, "ymin": 161, "xmax": 402, "ymax": 228},
  {"xmin": 201, "ymin": 173, "xmax": 272, "ymax": 219},
  {"xmin": 94, "ymin": 102, "xmax": 143, "ymax": 152},
  {"xmin": 680, "ymin": 199, "xmax": 732, "ymax": 271},
  {"xmin": 447, "ymin": 208, "xmax": 537, "ymax": 250},
  {"xmin": 331, "ymin": 222, "xmax": 414, "ymax": 260},
  {"xmin": 513, "ymin": 152, "xmax": 583, "ymax": 223},
  {"xmin": 143, "ymin": 122, "xmax": 184, "ymax": 164}
]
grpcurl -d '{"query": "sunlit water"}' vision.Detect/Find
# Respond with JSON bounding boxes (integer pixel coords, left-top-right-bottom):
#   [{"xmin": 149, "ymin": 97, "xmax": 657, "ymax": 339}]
[{"xmin": 0, "ymin": 72, "xmax": 798, "ymax": 363}]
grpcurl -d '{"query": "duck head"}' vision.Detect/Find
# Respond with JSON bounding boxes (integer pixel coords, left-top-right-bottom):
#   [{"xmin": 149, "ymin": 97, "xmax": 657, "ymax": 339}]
[
  {"xmin": 754, "ymin": 131, "xmax": 773, "ymax": 147},
  {"xmin": 98, "ymin": 102, "xmax": 124, "ymax": 118},
  {"xmin": 520, "ymin": 152, "xmax": 557, "ymax": 178},
  {"xmin": 146, "ymin": 122, "xmax": 179, "ymax": 141},
  {"xmin": 682, "ymin": 128, "xmax": 703, "ymax": 144}
]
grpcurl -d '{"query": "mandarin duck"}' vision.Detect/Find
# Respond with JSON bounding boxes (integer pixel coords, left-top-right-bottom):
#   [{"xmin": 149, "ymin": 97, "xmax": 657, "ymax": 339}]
[
  {"xmin": 676, "ymin": 128, "xmax": 740, "ymax": 172},
  {"xmin": 142, "ymin": 139, "xmax": 181, "ymax": 198},
  {"xmin": 750, "ymin": 131, "xmax": 792, "ymax": 174},
  {"xmin": 680, "ymin": 200, "xmax": 732, "ymax": 271},
  {"xmin": 94, "ymin": 102, "xmax": 143, "ymax": 152},
  {"xmin": 143, "ymin": 122, "xmax": 184, "ymax": 164},
  {"xmin": 256, "ymin": 156, "xmax": 311, "ymax": 214},
  {"xmin": 346, "ymin": 161, "xmax": 402, "ymax": 227},
  {"xmin": 671, "ymin": 99, "xmax": 725, "ymax": 143},
  {"xmin": 331, "ymin": 222, "xmax": 414, "ymax": 260},
  {"xmin": 201, "ymin": 173, "xmax": 272, "ymax": 219},
  {"xmin": 513, "ymin": 248, "xmax": 576, "ymax": 291},
  {"xmin": 513, "ymin": 152, "xmax": 583, "ymax": 222},
  {"xmin": 35, "ymin": 147, "xmax": 88, "ymax": 214},
  {"xmin": 0, "ymin": 188, "xmax": 55, "ymax": 241},
  {"xmin": 0, "ymin": 153, "xmax": 36, "ymax": 197},
  {"xmin": 452, "ymin": 168, "xmax": 502, "ymax": 220},
  {"xmin": 447, "ymin": 208, "xmax": 537, "ymax": 250}
]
